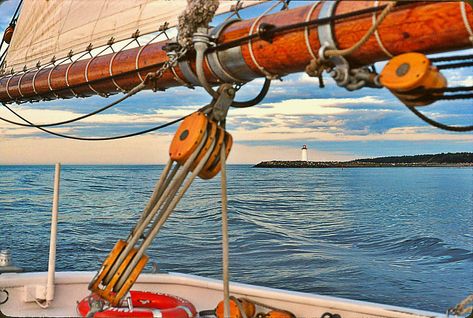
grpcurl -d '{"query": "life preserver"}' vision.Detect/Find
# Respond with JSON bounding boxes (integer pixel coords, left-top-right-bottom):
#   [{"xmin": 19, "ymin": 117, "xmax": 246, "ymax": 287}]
[{"xmin": 77, "ymin": 291, "xmax": 197, "ymax": 318}]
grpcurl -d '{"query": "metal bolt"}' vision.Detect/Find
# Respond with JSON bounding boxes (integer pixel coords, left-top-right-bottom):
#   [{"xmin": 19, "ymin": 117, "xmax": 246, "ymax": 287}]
[{"xmin": 396, "ymin": 63, "xmax": 410, "ymax": 77}]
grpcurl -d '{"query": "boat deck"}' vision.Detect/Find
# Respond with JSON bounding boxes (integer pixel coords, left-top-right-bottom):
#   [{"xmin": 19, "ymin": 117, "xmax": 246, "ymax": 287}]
[{"xmin": 0, "ymin": 271, "xmax": 442, "ymax": 318}]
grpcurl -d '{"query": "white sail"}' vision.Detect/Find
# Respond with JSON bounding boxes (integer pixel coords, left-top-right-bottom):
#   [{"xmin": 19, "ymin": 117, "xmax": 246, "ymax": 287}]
[{"xmin": 3, "ymin": 0, "xmax": 263, "ymax": 73}]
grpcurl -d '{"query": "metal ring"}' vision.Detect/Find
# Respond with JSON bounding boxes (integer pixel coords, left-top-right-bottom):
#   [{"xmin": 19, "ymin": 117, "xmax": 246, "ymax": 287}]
[
  {"xmin": 304, "ymin": 1, "xmax": 321, "ymax": 60},
  {"xmin": 109, "ymin": 52, "xmax": 126, "ymax": 92},
  {"xmin": 247, "ymin": 1, "xmax": 280, "ymax": 79},
  {"xmin": 209, "ymin": 19, "xmax": 259, "ymax": 83},
  {"xmin": 65, "ymin": 59, "xmax": 79, "ymax": 97},
  {"xmin": 5, "ymin": 75, "xmax": 14, "ymax": 100},
  {"xmin": 47, "ymin": 62, "xmax": 62, "ymax": 99},
  {"xmin": 207, "ymin": 19, "xmax": 245, "ymax": 83},
  {"xmin": 32, "ymin": 67, "xmax": 42, "ymax": 96},
  {"xmin": 17, "ymin": 70, "xmax": 30, "ymax": 98},
  {"xmin": 317, "ymin": 0, "xmax": 339, "ymax": 53},
  {"xmin": 85, "ymin": 56, "xmax": 102, "ymax": 96},
  {"xmin": 170, "ymin": 64, "xmax": 193, "ymax": 88},
  {"xmin": 178, "ymin": 59, "xmax": 201, "ymax": 86},
  {"xmin": 135, "ymin": 45, "xmax": 147, "ymax": 82},
  {"xmin": 460, "ymin": 2, "xmax": 473, "ymax": 45},
  {"xmin": 372, "ymin": 0, "xmax": 393, "ymax": 58}
]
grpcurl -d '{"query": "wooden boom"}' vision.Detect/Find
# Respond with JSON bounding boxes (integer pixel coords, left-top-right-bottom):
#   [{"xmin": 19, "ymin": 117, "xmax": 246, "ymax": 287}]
[{"xmin": 0, "ymin": 1, "xmax": 472, "ymax": 104}]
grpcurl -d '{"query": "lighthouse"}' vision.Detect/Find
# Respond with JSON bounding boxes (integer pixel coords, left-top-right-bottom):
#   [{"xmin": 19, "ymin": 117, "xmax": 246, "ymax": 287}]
[{"xmin": 301, "ymin": 145, "xmax": 308, "ymax": 161}]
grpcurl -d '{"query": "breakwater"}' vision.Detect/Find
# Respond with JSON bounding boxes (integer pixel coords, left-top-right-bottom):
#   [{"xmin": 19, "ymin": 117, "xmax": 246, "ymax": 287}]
[{"xmin": 254, "ymin": 160, "xmax": 473, "ymax": 168}]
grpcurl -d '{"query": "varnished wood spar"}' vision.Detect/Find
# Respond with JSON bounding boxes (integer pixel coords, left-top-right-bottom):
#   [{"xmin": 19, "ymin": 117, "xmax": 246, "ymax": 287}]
[{"xmin": 0, "ymin": 1, "xmax": 472, "ymax": 104}]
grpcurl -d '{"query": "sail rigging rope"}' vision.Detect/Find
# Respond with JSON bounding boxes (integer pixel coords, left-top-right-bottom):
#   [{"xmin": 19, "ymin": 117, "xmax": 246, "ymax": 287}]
[
  {"xmin": 0, "ymin": 46, "xmax": 191, "ymax": 140},
  {"xmin": 0, "ymin": 82, "xmax": 146, "ymax": 128},
  {"xmin": 1, "ymin": 102, "xmax": 188, "ymax": 140},
  {"xmin": 406, "ymin": 105, "xmax": 473, "ymax": 132},
  {"xmin": 1, "ymin": 3, "xmax": 390, "ymax": 84},
  {"xmin": 211, "ymin": 3, "xmax": 391, "ymax": 52},
  {"xmin": 324, "ymin": 1, "xmax": 397, "ymax": 58},
  {"xmin": 0, "ymin": 0, "xmax": 23, "ymax": 68}
]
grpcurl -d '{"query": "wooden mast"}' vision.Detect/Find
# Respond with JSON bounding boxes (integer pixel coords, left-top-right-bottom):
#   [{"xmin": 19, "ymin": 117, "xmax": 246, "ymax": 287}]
[{"xmin": 0, "ymin": 1, "xmax": 472, "ymax": 104}]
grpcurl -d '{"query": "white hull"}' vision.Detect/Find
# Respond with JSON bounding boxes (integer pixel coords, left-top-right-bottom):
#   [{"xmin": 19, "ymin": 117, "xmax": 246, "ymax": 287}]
[{"xmin": 0, "ymin": 271, "xmax": 441, "ymax": 318}]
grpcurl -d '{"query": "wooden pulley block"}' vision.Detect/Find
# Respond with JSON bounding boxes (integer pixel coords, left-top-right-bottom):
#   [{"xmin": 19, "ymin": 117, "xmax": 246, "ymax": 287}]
[
  {"xmin": 88, "ymin": 239, "xmax": 127, "ymax": 291},
  {"xmin": 169, "ymin": 111, "xmax": 208, "ymax": 164},
  {"xmin": 3, "ymin": 25, "xmax": 14, "ymax": 44},
  {"xmin": 379, "ymin": 52, "xmax": 447, "ymax": 107},
  {"xmin": 199, "ymin": 127, "xmax": 233, "ymax": 180},
  {"xmin": 191, "ymin": 120, "xmax": 218, "ymax": 171},
  {"xmin": 88, "ymin": 239, "xmax": 148, "ymax": 306}
]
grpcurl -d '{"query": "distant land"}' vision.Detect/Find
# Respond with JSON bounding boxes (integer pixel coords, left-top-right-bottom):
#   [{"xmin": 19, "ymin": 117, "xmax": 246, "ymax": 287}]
[{"xmin": 254, "ymin": 152, "xmax": 473, "ymax": 168}]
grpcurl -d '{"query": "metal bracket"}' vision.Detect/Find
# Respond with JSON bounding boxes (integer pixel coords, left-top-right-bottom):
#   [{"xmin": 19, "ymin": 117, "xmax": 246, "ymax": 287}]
[
  {"xmin": 208, "ymin": 19, "xmax": 247, "ymax": 84},
  {"xmin": 317, "ymin": 1, "xmax": 381, "ymax": 91},
  {"xmin": 210, "ymin": 84, "xmax": 235, "ymax": 122},
  {"xmin": 178, "ymin": 59, "xmax": 201, "ymax": 87}
]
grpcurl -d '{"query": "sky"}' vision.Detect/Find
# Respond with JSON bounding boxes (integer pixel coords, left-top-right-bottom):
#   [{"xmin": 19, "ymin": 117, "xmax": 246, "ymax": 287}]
[{"xmin": 0, "ymin": 0, "xmax": 472, "ymax": 164}]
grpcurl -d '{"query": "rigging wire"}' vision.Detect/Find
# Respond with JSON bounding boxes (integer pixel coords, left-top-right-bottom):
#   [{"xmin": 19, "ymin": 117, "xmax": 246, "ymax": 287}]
[
  {"xmin": 430, "ymin": 54, "xmax": 473, "ymax": 63},
  {"xmin": 211, "ymin": 4, "xmax": 390, "ymax": 52},
  {"xmin": 0, "ymin": 82, "xmax": 146, "ymax": 127},
  {"xmin": 406, "ymin": 105, "xmax": 473, "ymax": 132},
  {"xmin": 0, "ymin": 0, "xmax": 23, "ymax": 66},
  {"xmin": 231, "ymin": 78, "xmax": 271, "ymax": 108},
  {"xmin": 0, "ymin": 3, "xmax": 391, "ymax": 99},
  {"xmin": 2, "ymin": 102, "xmax": 189, "ymax": 141}
]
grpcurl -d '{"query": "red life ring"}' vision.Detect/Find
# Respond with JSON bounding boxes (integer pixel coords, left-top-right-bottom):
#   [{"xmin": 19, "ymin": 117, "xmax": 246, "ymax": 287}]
[{"xmin": 77, "ymin": 291, "xmax": 197, "ymax": 318}]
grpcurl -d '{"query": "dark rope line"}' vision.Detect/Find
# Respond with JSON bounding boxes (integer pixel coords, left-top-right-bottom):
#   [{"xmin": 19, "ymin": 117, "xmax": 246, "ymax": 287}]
[
  {"xmin": 436, "ymin": 61, "xmax": 473, "ymax": 70},
  {"xmin": 211, "ymin": 4, "xmax": 389, "ymax": 52},
  {"xmin": 231, "ymin": 78, "xmax": 271, "ymax": 108},
  {"xmin": 411, "ymin": 85, "xmax": 473, "ymax": 94},
  {"xmin": 9, "ymin": 0, "xmax": 23, "ymax": 25},
  {"xmin": 2, "ymin": 103, "xmax": 188, "ymax": 141},
  {"xmin": 0, "ymin": 83, "xmax": 145, "ymax": 127},
  {"xmin": 0, "ymin": 3, "xmax": 403, "ymax": 101},
  {"xmin": 406, "ymin": 106, "xmax": 473, "ymax": 132},
  {"xmin": 434, "ymin": 93, "xmax": 473, "ymax": 101},
  {"xmin": 0, "ymin": 0, "xmax": 23, "ymax": 66},
  {"xmin": 430, "ymin": 54, "xmax": 473, "ymax": 63}
]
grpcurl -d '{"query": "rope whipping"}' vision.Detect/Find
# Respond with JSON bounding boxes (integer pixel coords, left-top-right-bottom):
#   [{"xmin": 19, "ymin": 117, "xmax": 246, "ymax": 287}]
[{"xmin": 2, "ymin": 102, "xmax": 189, "ymax": 140}]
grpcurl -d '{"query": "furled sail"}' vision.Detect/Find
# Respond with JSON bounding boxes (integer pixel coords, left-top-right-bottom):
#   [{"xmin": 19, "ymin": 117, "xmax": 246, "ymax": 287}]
[
  {"xmin": 3, "ymin": 0, "xmax": 261, "ymax": 73},
  {"xmin": 0, "ymin": 1, "xmax": 472, "ymax": 106}
]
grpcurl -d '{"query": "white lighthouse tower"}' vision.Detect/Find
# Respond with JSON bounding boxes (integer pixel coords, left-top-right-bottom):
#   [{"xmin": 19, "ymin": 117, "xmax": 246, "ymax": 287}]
[{"xmin": 301, "ymin": 145, "xmax": 308, "ymax": 161}]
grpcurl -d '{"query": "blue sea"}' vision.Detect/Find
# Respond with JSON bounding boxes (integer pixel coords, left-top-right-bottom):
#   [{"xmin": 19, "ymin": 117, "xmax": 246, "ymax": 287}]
[{"xmin": 1, "ymin": 165, "xmax": 472, "ymax": 313}]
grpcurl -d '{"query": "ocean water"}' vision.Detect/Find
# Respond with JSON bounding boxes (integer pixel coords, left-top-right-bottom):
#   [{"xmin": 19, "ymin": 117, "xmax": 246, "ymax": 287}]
[{"xmin": 0, "ymin": 165, "xmax": 472, "ymax": 313}]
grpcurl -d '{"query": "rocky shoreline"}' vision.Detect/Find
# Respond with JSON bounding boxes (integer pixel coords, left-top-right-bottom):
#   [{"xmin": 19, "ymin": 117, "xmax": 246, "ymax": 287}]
[{"xmin": 254, "ymin": 160, "xmax": 473, "ymax": 168}]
